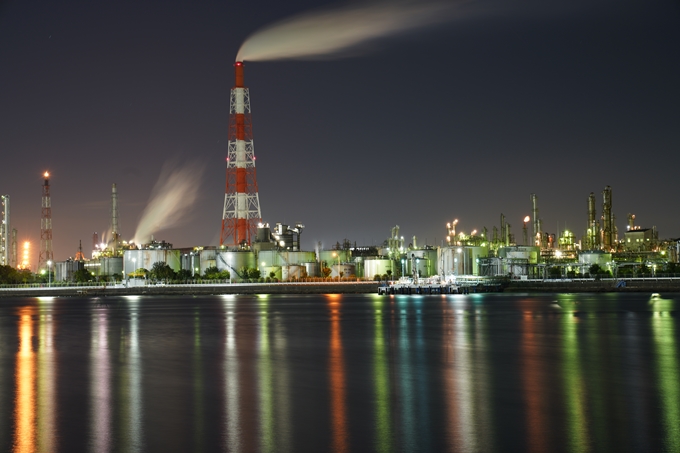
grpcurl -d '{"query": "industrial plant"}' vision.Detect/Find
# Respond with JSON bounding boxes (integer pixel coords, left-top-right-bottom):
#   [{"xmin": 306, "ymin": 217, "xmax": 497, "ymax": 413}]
[{"xmin": 1, "ymin": 63, "xmax": 679, "ymax": 286}]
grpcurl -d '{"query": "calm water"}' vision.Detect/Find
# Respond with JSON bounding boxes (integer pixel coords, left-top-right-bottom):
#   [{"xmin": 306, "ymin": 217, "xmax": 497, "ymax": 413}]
[{"xmin": 0, "ymin": 293, "xmax": 678, "ymax": 452}]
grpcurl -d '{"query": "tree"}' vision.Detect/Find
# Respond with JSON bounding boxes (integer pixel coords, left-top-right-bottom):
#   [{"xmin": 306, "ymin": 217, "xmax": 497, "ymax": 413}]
[
  {"xmin": 322, "ymin": 267, "xmax": 332, "ymax": 278},
  {"xmin": 177, "ymin": 269, "xmax": 192, "ymax": 281},
  {"xmin": 386, "ymin": 269, "xmax": 393, "ymax": 280},
  {"xmin": 73, "ymin": 268, "xmax": 94, "ymax": 283},
  {"xmin": 588, "ymin": 264, "xmax": 602, "ymax": 278},
  {"xmin": 248, "ymin": 268, "xmax": 261, "ymax": 280},
  {"xmin": 151, "ymin": 262, "xmax": 176, "ymax": 281}
]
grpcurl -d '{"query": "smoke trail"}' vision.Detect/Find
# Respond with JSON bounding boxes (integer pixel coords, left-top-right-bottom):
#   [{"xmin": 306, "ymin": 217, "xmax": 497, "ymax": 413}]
[
  {"xmin": 132, "ymin": 161, "xmax": 204, "ymax": 245},
  {"xmin": 237, "ymin": 0, "xmax": 468, "ymax": 62}
]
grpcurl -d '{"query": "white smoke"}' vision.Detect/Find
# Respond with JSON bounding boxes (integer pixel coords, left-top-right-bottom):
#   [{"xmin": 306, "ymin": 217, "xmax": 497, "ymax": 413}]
[
  {"xmin": 237, "ymin": 0, "xmax": 468, "ymax": 62},
  {"xmin": 132, "ymin": 161, "xmax": 204, "ymax": 245}
]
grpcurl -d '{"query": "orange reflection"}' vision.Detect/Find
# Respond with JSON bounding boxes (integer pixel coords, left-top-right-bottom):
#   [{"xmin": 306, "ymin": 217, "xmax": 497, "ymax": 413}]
[
  {"xmin": 14, "ymin": 309, "xmax": 35, "ymax": 453},
  {"xmin": 328, "ymin": 298, "xmax": 348, "ymax": 452},
  {"xmin": 521, "ymin": 312, "xmax": 546, "ymax": 453}
]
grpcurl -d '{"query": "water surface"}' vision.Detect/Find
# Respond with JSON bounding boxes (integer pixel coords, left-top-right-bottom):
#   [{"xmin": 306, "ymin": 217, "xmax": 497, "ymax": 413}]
[{"xmin": 0, "ymin": 293, "xmax": 678, "ymax": 452}]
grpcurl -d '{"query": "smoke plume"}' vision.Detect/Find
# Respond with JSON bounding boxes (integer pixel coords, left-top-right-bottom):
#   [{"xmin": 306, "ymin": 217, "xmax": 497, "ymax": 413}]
[
  {"xmin": 237, "ymin": 0, "xmax": 467, "ymax": 62},
  {"xmin": 132, "ymin": 160, "xmax": 204, "ymax": 245}
]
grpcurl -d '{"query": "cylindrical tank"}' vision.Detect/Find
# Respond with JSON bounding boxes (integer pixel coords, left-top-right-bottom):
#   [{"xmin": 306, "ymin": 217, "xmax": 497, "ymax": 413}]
[
  {"xmin": 438, "ymin": 246, "xmax": 489, "ymax": 276},
  {"xmin": 199, "ymin": 249, "xmax": 217, "ymax": 272},
  {"xmin": 579, "ymin": 251, "xmax": 612, "ymax": 267},
  {"xmin": 304, "ymin": 262, "xmax": 320, "ymax": 278},
  {"xmin": 216, "ymin": 251, "xmax": 256, "ymax": 280},
  {"xmin": 258, "ymin": 250, "xmax": 316, "ymax": 267},
  {"xmin": 319, "ymin": 250, "xmax": 351, "ymax": 266},
  {"xmin": 331, "ymin": 263, "xmax": 356, "ymax": 279},
  {"xmin": 101, "ymin": 257, "xmax": 123, "ymax": 276},
  {"xmin": 256, "ymin": 226, "xmax": 271, "ymax": 243},
  {"xmin": 282, "ymin": 264, "xmax": 305, "ymax": 281},
  {"xmin": 123, "ymin": 249, "xmax": 181, "ymax": 275},
  {"xmin": 364, "ymin": 259, "xmax": 395, "ymax": 279},
  {"xmin": 263, "ymin": 266, "xmax": 281, "ymax": 280}
]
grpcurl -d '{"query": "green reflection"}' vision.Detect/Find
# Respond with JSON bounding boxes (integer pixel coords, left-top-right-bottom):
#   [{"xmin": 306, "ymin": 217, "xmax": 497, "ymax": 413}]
[
  {"xmin": 562, "ymin": 312, "xmax": 590, "ymax": 452},
  {"xmin": 652, "ymin": 312, "xmax": 680, "ymax": 451},
  {"xmin": 258, "ymin": 300, "xmax": 275, "ymax": 453},
  {"xmin": 399, "ymin": 304, "xmax": 414, "ymax": 451},
  {"xmin": 193, "ymin": 311, "xmax": 204, "ymax": 452},
  {"xmin": 224, "ymin": 302, "xmax": 241, "ymax": 452},
  {"xmin": 374, "ymin": 302, "xmax": 392, "ymax": 453}
]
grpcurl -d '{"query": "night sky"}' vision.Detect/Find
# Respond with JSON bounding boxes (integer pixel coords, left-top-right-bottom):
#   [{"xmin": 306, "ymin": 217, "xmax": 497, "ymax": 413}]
[{"xmin": 1, "ymin": 0, "xmax": 678, "ymax": 264}]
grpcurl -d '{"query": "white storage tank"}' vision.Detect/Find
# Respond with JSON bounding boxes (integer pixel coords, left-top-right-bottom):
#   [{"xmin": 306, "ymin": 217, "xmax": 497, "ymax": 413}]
[
  {"xmin": 216, "ymin": 251, "xmax": 256, "ymax": 280},
  {"xmin": 282, "ymin": 264, "xmax": 306, "ymax": 281},
  {"xmin": 364, "ymin": 259, "xmax": 395, "ymax": 279},
  {"xmin": 124, "ymin": 249, "xmax": 181, "ymax": 275},
  {"xmin": 331, "ymin": 263, "xmax": 356, "ymax": 279}
]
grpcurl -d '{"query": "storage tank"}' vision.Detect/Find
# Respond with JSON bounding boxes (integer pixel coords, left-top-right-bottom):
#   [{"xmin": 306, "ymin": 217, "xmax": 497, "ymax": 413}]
[
  {"xmin": 282, "ymin": 264, "xmax": 306, "ymax": 281},
  {"xmin": 331, "ymin": 263, "xmax": 356, "ymax": 279},
  {"xmin": 263, "ymin": 266, "xmax": 282, "ymax": 281},
  {"xmin": 216, "ymin": 251, "xmax": 256, "ymax": 280},
  {"xmin": 319, "ymin": 250, "xmax": 351, "ymax": 266},
  {"xmin": 579, "ymin": 251, "xmax": 612, "ymax": 267},
  {"xmin": 124, "ymin": 249, "xmax": 181, "ymax": 275},
  {"xmin": 439, "ymin": 246, "xmax": 489, "ymax": 276},
  {"xmin": 199, "ymin": 248, "xmax": 217, "ymax": 272},
  {"xmin": 258, "ymin": 250, "xmax": 316, "ymax": 267},
  {"xmin": 304, "ymin": 262, "xmax": 320, "ymax": 278},
  {"xmin": 101, "ymin": 257, "xmax": 123, "ymax": 276},
  {"xmin": 364, "ymin": 259, "xmax": 395, "ymax": 279}
]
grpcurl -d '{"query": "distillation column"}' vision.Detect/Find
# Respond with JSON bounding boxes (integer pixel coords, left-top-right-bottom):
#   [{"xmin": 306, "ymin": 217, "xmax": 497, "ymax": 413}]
[
  {"xmin": 602, "ymin": 186, "xmax": 613, "ymax": 250},
  {"xmin": 531, "ymin": 194, "xmax": 541, "ymax": 247},
  {"xmin": 0, "ymin": 195, "xmax": 8, "ymax": 266},
  {"xmin": 39, "ymin": 172, "xmax": 53, "ymax": 272}
]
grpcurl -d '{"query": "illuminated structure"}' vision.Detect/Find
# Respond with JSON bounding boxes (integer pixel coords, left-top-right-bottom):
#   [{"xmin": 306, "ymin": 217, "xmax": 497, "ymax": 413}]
[
  {"xmin": 111, "ymin": 183, "xmax": 120, "ymax": 250},
  {"xmin": 19, "ymin": 241, "xmax": 31, "ymax": 270},
  {"xmin": 601, "ymin": 185, "xmax": 615, "ymax": 251},
  {"xmin": 38, "ymin": 172, "xmax": 53, "ymax": 272},
  {"xmin": 0, "ymin": 195, "xmax": 8, "ymax": 265},
  {"xmin": 220, "ymin": 61, "xmax": 262, "ymax": 247},
  {"xmin": 75, "ymin": 240, "xmax": 86, "ymax": 261},
  {"xmin": 531, "ymin": 194, "xmax": 542, "ymax": 247}
]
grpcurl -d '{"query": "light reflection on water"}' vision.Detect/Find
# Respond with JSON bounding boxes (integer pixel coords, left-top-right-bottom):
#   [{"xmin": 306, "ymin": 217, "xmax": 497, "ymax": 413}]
[{"xmin": 0, "ymin": 293, "xmax": 678, "ymax": 452}]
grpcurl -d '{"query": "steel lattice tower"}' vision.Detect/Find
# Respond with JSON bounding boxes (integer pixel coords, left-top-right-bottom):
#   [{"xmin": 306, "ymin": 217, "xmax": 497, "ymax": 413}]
[
  {"xmin": 38, "ymin": 171, "xmax": 53, "ymax": 271},
  {"xmin": 220, "ymin": 61, "xmax": 262, "ymax": 247}
]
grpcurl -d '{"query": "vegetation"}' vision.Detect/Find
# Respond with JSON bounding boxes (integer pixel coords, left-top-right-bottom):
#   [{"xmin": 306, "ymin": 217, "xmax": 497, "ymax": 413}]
[
  {"xmin": 0, "ymin": 265, "xmax": 35, "ymax": 284},
  {"xmin": 151, "ymin": 262, "xmax": 176, "ymax": 281},
  {"xmin": 203, "ymin": 266, "xmax": 230, "ymax": 280},
  {"xmin": 73, "ymin": 268, "xmax": 94, "ymax": 283}
]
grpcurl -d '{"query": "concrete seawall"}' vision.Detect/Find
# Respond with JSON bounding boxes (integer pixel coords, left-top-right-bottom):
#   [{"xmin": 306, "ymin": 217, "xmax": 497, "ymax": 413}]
[
  {"xmin": 506, "ymin": 278, "xmax": 680, "ymax": 293},
  {"xmin": 0, "ymin": 281, "xmax": 380, "ymax": 298}
]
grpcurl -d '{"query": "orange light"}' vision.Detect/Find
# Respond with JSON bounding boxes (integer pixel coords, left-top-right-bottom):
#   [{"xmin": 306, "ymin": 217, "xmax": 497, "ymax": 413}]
[{"xmin": 44, "ymin": 172, "xmax": 49, "ymax": 178}]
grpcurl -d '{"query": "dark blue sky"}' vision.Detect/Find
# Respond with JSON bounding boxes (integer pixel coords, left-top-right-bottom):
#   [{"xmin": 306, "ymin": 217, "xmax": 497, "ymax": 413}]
[{"xmin": 1, "ymin": 0, "xmax": 678, "ymax": 262}]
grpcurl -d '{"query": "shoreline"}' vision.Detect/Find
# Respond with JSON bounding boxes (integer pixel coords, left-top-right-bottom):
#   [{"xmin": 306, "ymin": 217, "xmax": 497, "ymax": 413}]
[{"xmin": 2, "ymin": 278, "xmax": 680, "ymax": 297}]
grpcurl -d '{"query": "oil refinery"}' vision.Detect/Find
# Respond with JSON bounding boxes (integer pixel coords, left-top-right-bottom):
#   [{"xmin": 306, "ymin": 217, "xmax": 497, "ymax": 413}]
[{"xmin": 2, "ymin": 62, "xmax": 679, "ymax": 286}]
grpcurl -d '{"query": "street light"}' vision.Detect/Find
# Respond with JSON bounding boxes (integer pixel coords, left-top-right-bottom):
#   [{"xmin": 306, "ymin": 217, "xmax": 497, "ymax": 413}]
[{"xmin": 47, "ymin": 260, "xmax": 52, "ymax": 287}]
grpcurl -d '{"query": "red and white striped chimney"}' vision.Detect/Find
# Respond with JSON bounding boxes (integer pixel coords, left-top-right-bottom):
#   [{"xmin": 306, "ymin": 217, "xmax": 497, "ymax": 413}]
[{"xmin": 220, "ymin": 61, "xmax": 262, "ymax": 247}]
